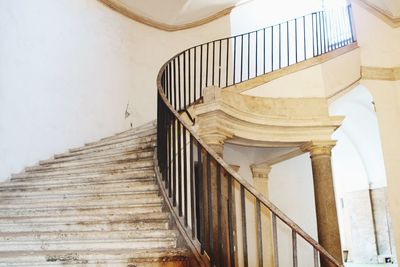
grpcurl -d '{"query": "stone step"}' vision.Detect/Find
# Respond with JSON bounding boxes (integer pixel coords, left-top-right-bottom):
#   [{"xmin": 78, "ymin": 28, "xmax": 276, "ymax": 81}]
[
  {"xmin": 12, "ymin": 160, "xmax": 154, "ymax": 179},
  {"xmin": 0, "ymin": 182, "xmax": 158, "ymax": 199},
  {"xmin": 96, "ymin": 121, "xmax": 156, "ymax": 142},
  {"xmin": 10, "ymin": 168, "xmax": 154, "ymax": 183},
  {"xmin": 54, "ymin": 138, "xmax": 156, "ymax": 160},
  {"xmin": 0, "ymin": 175, "xmax": 155, "ymax": 192},
  {"xmin": 0, "ymin": 203, "xmax": 163, "ymax": 218},
  {"xmin": 44, "ymin": 144, "xmax": 155, "ymax": 164},
  {"xmin": 0, "ymin": 248, "xmax": 189, "ymax": 266},
  {"xmin": 0, "ymin": 194, "xmax": 164, "ymax": 209},
  {"xmin": 68, "ymin": 135, "xmax": 156, "ymax": 155},
  {"xmin": 29, "ymin": 150, "xmax": 153, "ymax": 171},
  {"xmin": 0, "ymin": 218, "xmax": 169, "ymax": 233},
  {"xmin": 0, "ymin": 237, "xmax": 176, "ymax": 252},
  {"xmin": 0, "ymin": 230, "xmax": 178, "ymax": 251},
  {"xmin": 0, "ymin": 212, "xmax": 168, "ymax": 224},
  {"xmin": 89, "ymin": 123, "xmax": 156, "ymax": 145},
  {"xmin": 4, "ymin": 171, "xmax": 155, "ymax": 190},
  {"xmin": 79, "ymin": 128, "xmax": 157, "ymax": 151},
  {"xmin": 0, "ymin": 229, "xmax": 177, "ymax": 243}
]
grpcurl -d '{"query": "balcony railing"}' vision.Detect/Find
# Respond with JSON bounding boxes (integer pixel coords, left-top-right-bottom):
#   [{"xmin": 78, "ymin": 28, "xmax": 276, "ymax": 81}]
[{"xmin": 156, "ymin": 5, "xmax": 356, "ymax": 267}]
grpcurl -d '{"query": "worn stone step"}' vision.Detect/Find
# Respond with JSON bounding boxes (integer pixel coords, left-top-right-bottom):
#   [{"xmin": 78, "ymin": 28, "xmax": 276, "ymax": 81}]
[
  {"xmin": 0, "ymin": 182, "xmax": 158, "ymax": 199},
  {"xmin": 12, "ymin": 160, "xmax": 154, "ymax": 179},
  {"xmin": 46, "ymin": 143, "xmax": 155, "ymax": 164},
  {"xmin": 68, "ymin": 135, "xmax": 156, "ymax": 155},
  {"xmin": 54, "ymin": 138, "xmax": 156, "ymax": 160},
  {"xmin": 0, "ymin": 248, "xmax": 189, "ymax": 266},
  {"xmin": 80, "ymin": 128, "xmax": 157, "ymax": 151},
  {"xmin": 30, "ymin": 150, "xmax": 153, "ymax": 171},
  {"xmin": 0, "ymin": 229, "xmax": 178, "ymax": 242},
  {"xmin": 0, "ymin": 203, "xmax": 163, "ymax": 218},
  {"xmin": 25, "ymin": 155, "xmax": 153, "ymax": 175},
  {"xmin": 0, "ymin": 177, "xmax": 155, "ymax": 194},
  {"xmin": 95, "ymin": 121, "xmax": 156, "ymax": 142},
  {"xmin": 0, "ymin": 237, "xmax": 176, "ymax": 252},
  {"xmin": 10, "ymin": 168, "xmax": 154, "ymax": 183},
  {"xmin": 0, "ymin": 193, "xmax": 161, "ymax": 209},
  {"xmin": 0, "ymin": 217, "xmax": 169, "ymax": 233},
  {"xmin": 0, "ymin": 173, "xmax": 155, "ymax": 191},
  {"xmin": 26, "ymin": 158, "xmax": 153, "ymax": 174},
  {"xmin": 0, "ymin": 194, "xmax": 164, "ymax": 209}
]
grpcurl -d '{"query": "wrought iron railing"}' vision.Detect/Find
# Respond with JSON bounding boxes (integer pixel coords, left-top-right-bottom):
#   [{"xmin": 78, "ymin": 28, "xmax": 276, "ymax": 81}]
[{"xmin": 156, "ymin": 5, "xmax": 355, "ymax": 267}]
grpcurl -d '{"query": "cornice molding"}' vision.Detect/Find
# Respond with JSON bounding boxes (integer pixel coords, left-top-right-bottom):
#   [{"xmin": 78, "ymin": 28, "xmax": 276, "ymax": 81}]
[
  {"xmin": 361, "ymin": 66, "xmax": 400, "ymax": 80},
  {"xmin": 351, "ymin": 0, "xmax": 400, "ymax": 28},
  {"xmin": 98, "ymin": 0, "xmax": 252, "ymax": 31}
]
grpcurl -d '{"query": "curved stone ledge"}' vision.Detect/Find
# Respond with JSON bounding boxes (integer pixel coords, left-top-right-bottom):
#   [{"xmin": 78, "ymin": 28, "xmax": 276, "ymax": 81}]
[{"xmin": 192, "ymin": 87, "xmax": 343, "ymax": 148}]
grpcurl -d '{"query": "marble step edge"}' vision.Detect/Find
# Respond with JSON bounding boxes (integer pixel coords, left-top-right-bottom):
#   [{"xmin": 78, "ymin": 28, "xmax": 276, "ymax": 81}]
[
  {"xmin": 0, "ymin": 247, "xmax": 189, "ymax": 265},
  {"xmin": 0, "ymin": 175, "xmax": 155, "ymax": 192},
  {"xmin": 10, "ymin": 168, "xmax": 154, "ymax": 182},
  {"xmin": 29, "ymin": 151, "xmax": 154, "ymax": 171},
  {"xmin": 12, "ymin": 161, "xmax": 154, "ymax": 179}
]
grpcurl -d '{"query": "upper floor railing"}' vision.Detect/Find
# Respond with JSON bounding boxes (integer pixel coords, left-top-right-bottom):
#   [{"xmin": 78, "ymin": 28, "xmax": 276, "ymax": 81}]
[{"xmin": 156, "ymin": 5, "xmax": 356, "ymax": 267}]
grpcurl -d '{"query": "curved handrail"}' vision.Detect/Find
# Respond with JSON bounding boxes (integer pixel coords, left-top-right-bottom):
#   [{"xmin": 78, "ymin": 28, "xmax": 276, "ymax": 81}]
[{"xmin": 156, "ymin": 5, "xmax": 355, "ymax": 267}]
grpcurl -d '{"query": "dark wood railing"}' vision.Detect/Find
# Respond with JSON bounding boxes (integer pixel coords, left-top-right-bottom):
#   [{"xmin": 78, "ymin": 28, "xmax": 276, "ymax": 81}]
[{"xmin": 156, "ymin": 5, "xmax": 356, "ymax": 267}]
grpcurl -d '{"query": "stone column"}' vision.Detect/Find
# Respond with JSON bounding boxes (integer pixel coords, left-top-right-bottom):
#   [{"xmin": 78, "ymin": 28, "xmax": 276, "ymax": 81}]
[
  {"xmin": 250, "ymin": 164, "xmax": 274, "ymax": 267},
  {"xmin": 302, "ymin": 141, "xmax": 343, "ymax": 267}
]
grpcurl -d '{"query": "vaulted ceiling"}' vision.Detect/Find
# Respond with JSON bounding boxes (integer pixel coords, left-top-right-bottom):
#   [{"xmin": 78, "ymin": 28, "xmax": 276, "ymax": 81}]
[{"xmin": 101, "ymin": 0, "xmax": 248, "ymax": 26}]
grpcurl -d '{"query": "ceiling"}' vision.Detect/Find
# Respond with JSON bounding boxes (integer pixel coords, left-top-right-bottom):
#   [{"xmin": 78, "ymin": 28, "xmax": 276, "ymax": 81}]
[{"xmin": 106, "ymin": 0, "xmax": 246, "ymax": 26}]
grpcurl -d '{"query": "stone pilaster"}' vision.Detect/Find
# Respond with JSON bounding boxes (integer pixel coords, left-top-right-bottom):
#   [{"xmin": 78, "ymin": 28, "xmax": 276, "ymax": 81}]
[
  {"xmin": 302, "ymin": 141, "xmax": 343, "ymax": 267},
  {"xmin": 250, "ymin": 164, "xmax": 272, "ymax": 197}
]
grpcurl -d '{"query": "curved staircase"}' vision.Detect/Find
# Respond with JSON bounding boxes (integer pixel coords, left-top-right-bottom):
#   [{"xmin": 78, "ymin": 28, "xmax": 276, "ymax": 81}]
[{"xmin": 0, "ymin": 122, "xmax": 189, "ymax": 266}]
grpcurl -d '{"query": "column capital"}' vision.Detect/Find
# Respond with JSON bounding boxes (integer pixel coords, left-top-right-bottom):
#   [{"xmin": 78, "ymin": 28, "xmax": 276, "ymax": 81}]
[
  {"xmin": 250, "ymin": 164, "xmax": 272, "ymax": 180},
  {"xmin": 199, "ymin": 130, "xmax": 231, "ymax": 157},
  {"xmin": 301, "ymin": 140, "xmax": 337, "ymax": 157}
]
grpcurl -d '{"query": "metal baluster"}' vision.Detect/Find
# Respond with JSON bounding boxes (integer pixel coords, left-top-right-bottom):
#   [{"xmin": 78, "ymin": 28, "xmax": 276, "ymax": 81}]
[
  {"xmin": 177, "ymin": 121, "xmax": 182, "ymax": 216},
  {"xmin": 212, "ymin": 41, "xmax": 215, "ymax": 85},
  {"xmin": 279, "ymin": 23, "xmax": 281, "ymax": 69},
  {"xmin": 177, "ymin": 55, "xmax": 181, "ymax": 110},
  {"xmin": 228, "ymin": 175, "xmax": 236, "ymax": 267},
  {"xmin": 172, "ymin": 119, "xmax": 176, "ymax": 202},
  {"xmin": 287, "ymin": 21, "xmax": 289, "ymax": 66},
  {"xmin": 198, "ymin": 145, "xmax": 204, "ymax": 254},
  {"xmin": 255, "ymin": 31, "xmax": 258, "ymax": 77},
  {"xmin": 312, "ymin": 13, "xmax": 316, "ymax": 57},
  {"xmin": 206, "ymin": 43, "xmax": 209, "ymax": 87},
  {"xmin": 183, "ymin": 51, "xmax": 186, "ymax": 108},
  {"xmin": 200, "ymin": 45, "xmax": 203, "ymax": 95},
  {"xmin": 295, "ymin": 18, "xmax": 298, "ymax": 63},
  {"xmin": 292, "ymin": 230, "xmax": 298, "ymax": 267},
  {"xmin": 271, "ymin": 26, "xmax": 274, "ymax": 71},
  {"xmin": 194, "ymin": 46, "xmax": 197, "ymax": 101},
  {"xmin": 272, "ymin": 214, "xmax": 279, "ymax": 267},
  {"xmin": 241, "ymin": 35, "xmax": 244, "ymax": 82},
  {"xmin": 314, "ymin": 248, "xmax": 319, "ymax": 267},
  {"xmin": 217, "ymin": 164, "xmax": 223, "ymax": 267},
  {"xmin": 226, "ymin": 38, "xmax": 230, "ymax": 87},
  {"xmin": 248, "ymin": 33, "xmax": 250, "ymax": 80},
  {"xmin": 257, "ymin": 200, "xmax": 263, "ymax": 267},
  {"xmin": 303, "ymin": 16, "xmax": 307, "ymax": 60},
  {"xmin": 207, "ymin": 154, "xmax": 214, "ymax": 266},
  {"xmin": 241, "ymin": 185, "xmax": 248, "ymax": 267},
  {"xmin": 190, "ymin": 135, "xmax": 196, "ymax": 239},
  {"xmin": 219, "ymin": 40, "xmax": 222, "ymax": 88},
  {"xmin": 263, "ymin": 28, "xmax": 266, "ymax": 74},
  {"xmin": 188, "ymin": 49, "xmax": 192, "ymax": 102},
  {"xmin": 183, "ymin": 126, "xmax": 188, "ymax": 226},
  {"xmin": 233, "ymin": 37, "xmax": 237, "ymax": 84}
]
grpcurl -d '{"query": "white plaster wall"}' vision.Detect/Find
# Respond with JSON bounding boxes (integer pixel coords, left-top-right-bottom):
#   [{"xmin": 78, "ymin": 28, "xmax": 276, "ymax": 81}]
[
  {"xmin": 0, "ymin": 0, "xmax": 231, "ymax": 180},
  {"xmin": 269, "ymin": 154, "xmax": 318, "ymax": 267},
  {"xmin": 352, "ymin": 0, "xmax": 400, "ymax": 67}
]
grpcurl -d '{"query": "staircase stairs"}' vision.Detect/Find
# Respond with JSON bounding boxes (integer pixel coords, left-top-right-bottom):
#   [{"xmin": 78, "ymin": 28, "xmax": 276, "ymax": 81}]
[{"xmin": 0, "ymin": 122, "xmax": 190, "ymax": 266}]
